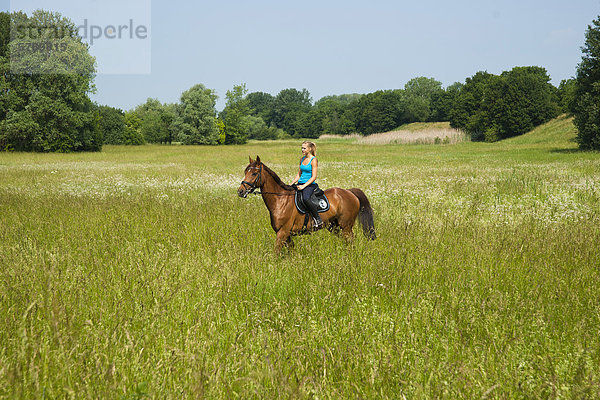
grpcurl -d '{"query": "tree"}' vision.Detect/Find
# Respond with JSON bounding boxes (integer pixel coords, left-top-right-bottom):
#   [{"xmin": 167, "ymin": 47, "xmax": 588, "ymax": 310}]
[
  {"xmin": 431, "ymin": 82, "xmax": 463, "ymax": 122},
  {"xmin": 134, "ymin": 98, "xmax": 173, "ymax": 144},
  {"xmin": 449, "ymin": 71, "xmax": 494, "ymax": 141},
  {"xmin": 123, "ymin": 111, "xmax": 145, "ymax": 145},
  {"xmin": 271, "ymin": 88, "xmax": 312, "ymax": 136},
  {"xmin": 401, "ymin": 77, "xmax": 444, "ymax": 123},
  {"xmin": 297, "ymin": 106, "xmax": 323, "ymax": 138},
  {"xmin": 319, "ymin": 101, "xmax": 344, "ymax": 136},
  {"xmin": 98, "ymin": 105, "xmax": 126, "ymax": 145},
  {"xmin": 173, "ymin": 84, "xmax": 219, "ymax": 145},
  {"xmin": 246, "ymin": 91, "xmax": 275, "ymax": 125},
  {"xmin": 449, "ymin": 68, "xmax": 559, "ymax": 142},
  {"xmin": 486, "ymin": 67, "xmax": 559, "ymax": 141},
  {"xmin": 558, "ymin": 78, "xmax": 576, "ymax": 114},
  {"xmin": 0, "ymin": 10, "xmax": 100, "ymax": 152},
  {"xmin": 246, "ymin": 115, "xmax": 285, "ymax": 140},
  {"xmin": 161, "ymin": 103, "xmax": 177, "ymax": 144},
  {"xmin": 573, "ymin": 16, "xmax": 600, "ymax": 150},
  {"xmin": 316, "ymin": 93, "xmax": 363, "ymax": 106},
  {"xmin": 222, "ymin": 83, "xmax": 250, "ymax": 144},
  {"xmin": 352, "ymin": 90, "xmax": 402, "ymax": 135},
  {"xmin": 313, "ymin": 94, "xmax": 362, "ymax": 136},
  {"xmin": 0, "ymin": 109, "xmax": 40, "ymax": 151},
  {"xmin": 216, "ymin": 118, "xmax": 225, "ymax": 144},
  {"xmin": 0, "ymin": 12, "xmax": 9, "ymax": 57}
]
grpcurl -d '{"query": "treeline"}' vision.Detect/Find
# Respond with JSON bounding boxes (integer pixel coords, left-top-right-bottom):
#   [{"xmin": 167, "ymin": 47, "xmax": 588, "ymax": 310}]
[
  {"xmin": 100, "ymin": 69, "xmax": 569, "ymax": 146},
  {"xmin": 98, "ymin": 84, "xmax": 287, "ymax": 146}
]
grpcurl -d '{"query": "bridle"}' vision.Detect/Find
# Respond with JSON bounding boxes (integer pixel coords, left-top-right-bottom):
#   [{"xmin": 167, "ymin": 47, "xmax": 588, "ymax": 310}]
[
  {"xmin": 240, "ymin": 163, "xmax": 295, "ymax": 196},
  {"xmin": 240, "ymin": 164, "xmax": 263, "ymax": 195}
]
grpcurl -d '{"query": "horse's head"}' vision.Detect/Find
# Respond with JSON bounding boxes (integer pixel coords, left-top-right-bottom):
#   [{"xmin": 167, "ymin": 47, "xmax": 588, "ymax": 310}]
[{"xmin": 238, "ymin": 156, "xmax": 264, "ymax": 198}]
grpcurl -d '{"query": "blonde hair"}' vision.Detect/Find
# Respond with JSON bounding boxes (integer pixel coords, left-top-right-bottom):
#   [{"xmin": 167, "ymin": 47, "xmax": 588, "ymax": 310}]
[{"xmin": 302, "ymin": 140, "xmax": 316, "ymax": 156}]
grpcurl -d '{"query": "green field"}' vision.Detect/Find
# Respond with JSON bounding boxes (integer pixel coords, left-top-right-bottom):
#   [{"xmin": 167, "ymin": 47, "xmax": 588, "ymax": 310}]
[{"xmin": 1, "ymin": 116, "xmax": 599, "ymax": 398}]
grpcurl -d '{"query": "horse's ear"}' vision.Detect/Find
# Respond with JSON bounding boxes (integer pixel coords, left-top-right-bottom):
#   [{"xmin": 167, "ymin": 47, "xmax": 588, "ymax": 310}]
[
  {"xmin": 256, "ymin": 155, "xmax": 261, "ymax": 163},
  {"xmin": 249, "ymin": 156, "xmax": 253, "ymax": 164}
]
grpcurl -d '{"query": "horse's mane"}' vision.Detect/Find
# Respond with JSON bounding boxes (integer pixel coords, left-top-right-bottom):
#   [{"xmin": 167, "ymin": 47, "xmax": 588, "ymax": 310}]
[{"xmin": 259, "ymin": 162, "xmax": 295, "ymax": 191}]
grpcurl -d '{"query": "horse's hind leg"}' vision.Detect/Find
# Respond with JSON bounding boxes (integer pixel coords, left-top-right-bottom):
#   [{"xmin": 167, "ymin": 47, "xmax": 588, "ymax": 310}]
[
  {"xmin": 338, "ymin": 215, "xmax": 356, "ymax": 243},
  {"xmin": 285, "ymin": 235, "xmax": 294, "ymax": 249},
  {"xmin": 342, "ymin": 226, "xmax": 354, "ymax": 243},
  {"xmin": 327, "ymin": 218, "xmax": 341, "ymax": 235}
]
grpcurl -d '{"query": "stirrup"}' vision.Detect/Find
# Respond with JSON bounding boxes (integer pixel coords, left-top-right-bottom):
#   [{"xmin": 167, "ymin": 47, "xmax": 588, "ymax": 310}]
[{"xmin": 313, "ymin": 217, "xmax": 324, "ymax": 231}]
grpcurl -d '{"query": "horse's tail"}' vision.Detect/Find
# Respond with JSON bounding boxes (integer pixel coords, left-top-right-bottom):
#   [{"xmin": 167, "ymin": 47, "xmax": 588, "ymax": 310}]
[{"xmin": 348, "ymin": 188, "xmax": 376, "ymax": 240}]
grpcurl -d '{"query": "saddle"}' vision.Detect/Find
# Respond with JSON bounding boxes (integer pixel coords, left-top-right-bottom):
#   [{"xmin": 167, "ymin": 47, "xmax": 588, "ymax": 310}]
[{"xmin": 294, "ymin": 187, "xmax": 330, "ymax": 214}]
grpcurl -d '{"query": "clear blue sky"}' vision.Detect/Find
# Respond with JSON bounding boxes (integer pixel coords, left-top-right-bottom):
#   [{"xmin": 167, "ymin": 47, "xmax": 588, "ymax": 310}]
[{"xmin": 4, "ymin": 0, "xmax": 600, "ymax": 111}]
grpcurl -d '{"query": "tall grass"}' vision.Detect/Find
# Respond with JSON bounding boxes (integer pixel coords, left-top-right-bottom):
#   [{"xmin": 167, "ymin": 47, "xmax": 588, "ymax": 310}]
[
  {"xmin": 318, "ymin": 133, "xmax": 361, "ymax": 141},
  {"xmin": 318, "ymin": 122, "xmax": 467, "ymax": 145},
  {"xmin": 1, "ymin": 119, "xmax": 599, "ymax": 398},
  {"xmin": 356, "ymin": 128, "xmax": 468, "ymax": 145}
]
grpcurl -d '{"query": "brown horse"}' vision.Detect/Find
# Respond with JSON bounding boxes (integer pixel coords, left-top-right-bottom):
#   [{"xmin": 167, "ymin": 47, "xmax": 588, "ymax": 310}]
[{"xmin": 238, "ymin": 156, "xmax": 375, "ymax": 253}]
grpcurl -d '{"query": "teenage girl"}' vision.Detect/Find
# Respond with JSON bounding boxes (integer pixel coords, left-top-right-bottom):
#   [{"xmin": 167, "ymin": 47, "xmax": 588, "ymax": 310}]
[{"xmin": 291, "ymin": 140, "xmax": 323, "ymax": 229}]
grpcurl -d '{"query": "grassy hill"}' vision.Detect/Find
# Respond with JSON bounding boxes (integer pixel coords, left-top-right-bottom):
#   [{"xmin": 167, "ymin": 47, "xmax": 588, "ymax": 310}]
[
  {"xmin": 362, "ymin": 115, "xmax": 579, "ymax": 150},
  {"xmin": 395, "ymin": 116, "xmax": 577, "ymax": 148},
  {"xmin": 504, "ymin": 114, "xmax": 577, "ymax": 147}
]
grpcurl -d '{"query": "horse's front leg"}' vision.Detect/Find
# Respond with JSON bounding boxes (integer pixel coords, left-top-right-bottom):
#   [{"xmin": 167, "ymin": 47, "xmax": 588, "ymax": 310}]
[{"xmin": 275, "ymin": 229, "xmax": 291, "ymax": 254}]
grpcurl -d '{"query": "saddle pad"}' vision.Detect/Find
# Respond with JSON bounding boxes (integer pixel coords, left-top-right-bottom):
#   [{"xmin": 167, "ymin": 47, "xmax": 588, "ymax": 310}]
[{"xmin": 295, "ymin": 190, "xmax": 330, "ymax": 214}]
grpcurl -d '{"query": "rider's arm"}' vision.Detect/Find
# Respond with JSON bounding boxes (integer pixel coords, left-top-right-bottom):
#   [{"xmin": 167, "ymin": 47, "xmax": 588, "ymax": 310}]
[
  {"xmin": 291, "ymin": 171, "xmax": 300, "ymax": 185},
  {"xmin": 291, "ymin": 165, "xmax": 301, "ymax": 185}
]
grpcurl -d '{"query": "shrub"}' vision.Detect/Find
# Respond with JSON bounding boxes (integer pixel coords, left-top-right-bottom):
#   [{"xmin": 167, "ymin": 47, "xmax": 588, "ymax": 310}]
[{"xmin": 573, "ymin": 16, "xmax": 600, "ymax": 150}]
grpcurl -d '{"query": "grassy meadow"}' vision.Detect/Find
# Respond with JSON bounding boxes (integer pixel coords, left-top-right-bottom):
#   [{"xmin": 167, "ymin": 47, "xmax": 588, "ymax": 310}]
[{"xmin": 1, "ymin": 115, "xmax": 600, "ymax": 398}]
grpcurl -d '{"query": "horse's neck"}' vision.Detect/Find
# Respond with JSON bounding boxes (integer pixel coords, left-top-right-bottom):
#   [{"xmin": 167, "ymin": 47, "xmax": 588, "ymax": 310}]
[{"xmin": 260, "ymin": 171, "xmax": 290, "ymax": 212}]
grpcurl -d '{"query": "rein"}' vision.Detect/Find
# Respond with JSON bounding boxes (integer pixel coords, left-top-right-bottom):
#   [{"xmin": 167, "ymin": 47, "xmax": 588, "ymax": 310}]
[
  {"xmin": 241, "ymin": 164, "xmax": 296, "ymax": 196},
  {"xmin": 254, "ymin": 190, "xmax": 295, "ymax": 196}
]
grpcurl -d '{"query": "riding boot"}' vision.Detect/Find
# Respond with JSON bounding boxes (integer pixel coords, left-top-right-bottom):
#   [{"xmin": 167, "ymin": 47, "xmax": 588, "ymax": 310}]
[{"xmin": 305, "ymin": 195, "xmax": 324, "ymax": 231}]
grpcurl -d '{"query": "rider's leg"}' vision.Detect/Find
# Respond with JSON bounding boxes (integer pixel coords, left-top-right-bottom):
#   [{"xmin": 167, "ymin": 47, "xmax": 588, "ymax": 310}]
[{"xmin": 302, "ymin": 184, "xmax": 323, "ymax": 230}]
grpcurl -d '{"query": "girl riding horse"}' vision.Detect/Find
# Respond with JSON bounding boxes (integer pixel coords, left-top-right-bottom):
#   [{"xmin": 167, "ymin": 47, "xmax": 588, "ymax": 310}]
[{"xmin": 238, "ymin": 155, "xmax": 375, "ymax": 253}]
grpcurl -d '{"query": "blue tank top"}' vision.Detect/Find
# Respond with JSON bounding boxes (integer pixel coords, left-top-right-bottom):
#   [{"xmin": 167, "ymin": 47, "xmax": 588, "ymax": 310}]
[{"xmin": 299, "ymin": 156, "xmax": 315, "ymax": 184}]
